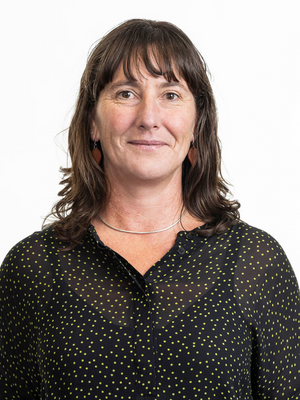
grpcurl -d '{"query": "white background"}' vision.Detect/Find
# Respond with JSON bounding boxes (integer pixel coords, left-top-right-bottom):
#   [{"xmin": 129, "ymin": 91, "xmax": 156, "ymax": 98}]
[{"xmin": 1, "ymin": 1, "xmax": 299, "ymax": 279}]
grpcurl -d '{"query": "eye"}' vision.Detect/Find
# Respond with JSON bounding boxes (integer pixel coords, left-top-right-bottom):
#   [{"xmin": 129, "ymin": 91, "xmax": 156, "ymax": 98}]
[
  {"xmin": 118, "ymin": 90, "xmax": 134, "ymax": 99},
  {"xmin": 165, "ymin": 92, "xmax": 179, "ymax": 100}
]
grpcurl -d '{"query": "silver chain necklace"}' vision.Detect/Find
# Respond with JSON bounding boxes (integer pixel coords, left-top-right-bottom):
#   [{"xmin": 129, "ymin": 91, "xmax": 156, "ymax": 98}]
[{"xmin": 98, "ymin": 210, "xmax": 186, "ymax": 234}]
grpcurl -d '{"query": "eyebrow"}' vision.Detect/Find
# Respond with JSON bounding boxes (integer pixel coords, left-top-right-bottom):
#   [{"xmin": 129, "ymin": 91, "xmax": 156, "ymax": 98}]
[
  {"xmin": 108, "ymin": 80, "xmax": 140, "ymax": 91},
  {"xmin": 108, "ymin": 79, "xmax": 189, "ymax": 92},
  {"xmin": 159, "ymin": 81, "xmax": 188, "ymax": 91}
]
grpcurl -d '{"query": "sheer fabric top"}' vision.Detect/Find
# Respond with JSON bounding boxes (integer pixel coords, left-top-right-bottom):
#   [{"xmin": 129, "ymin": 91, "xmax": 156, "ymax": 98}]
[{"xmin": 1, "ymin": 222, "xmax": 300, "ymax": 399}]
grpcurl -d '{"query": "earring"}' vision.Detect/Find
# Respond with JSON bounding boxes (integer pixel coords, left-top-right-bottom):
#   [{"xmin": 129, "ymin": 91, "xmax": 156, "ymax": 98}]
[
  {"xmin": 188, "ymin": 135, "xmax": 197, "ymax": 167},
  {"xmin": 91, "ymin": 132, "xmax": 102, "ymax": 165}
]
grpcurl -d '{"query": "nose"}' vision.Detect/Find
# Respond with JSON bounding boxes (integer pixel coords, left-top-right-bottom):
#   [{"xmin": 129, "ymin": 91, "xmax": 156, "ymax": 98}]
[{"xmin": 136, "ymin": 95, "xmax": 161, "ymax": 131}]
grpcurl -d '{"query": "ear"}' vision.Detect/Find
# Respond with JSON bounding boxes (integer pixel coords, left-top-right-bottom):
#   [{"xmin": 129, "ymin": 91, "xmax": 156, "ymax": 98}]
[
  {"xmin": 190, "ymin": 132, "xmax": 195, "ymax": 145},
  {"xmin": 91, "ymin": 119, "xmax": 101, "ymax": 142}
]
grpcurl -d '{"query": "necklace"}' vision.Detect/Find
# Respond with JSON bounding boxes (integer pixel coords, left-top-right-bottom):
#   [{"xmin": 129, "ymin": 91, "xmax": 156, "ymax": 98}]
[{"xmin": 98, "ymin": 210, "xmax": 186, "ymax": 234}]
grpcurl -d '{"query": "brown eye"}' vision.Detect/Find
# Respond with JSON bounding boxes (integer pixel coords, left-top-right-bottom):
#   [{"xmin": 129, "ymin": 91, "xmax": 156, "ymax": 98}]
[
  {"xmin": 119, "ymin": 91, "xmax": 133, "ymax": 99},
  {"xmin": 165, "ymin": 92, "xmax": 178, "ymax": 100}
]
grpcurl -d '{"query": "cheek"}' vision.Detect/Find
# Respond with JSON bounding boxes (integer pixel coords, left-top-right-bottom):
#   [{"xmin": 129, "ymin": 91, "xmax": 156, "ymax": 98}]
[
  {"xmin": 99, "ymin": 109, "xmax": 134, "ymax": 142},
  {"xmin": 169, "ymin": 110, "xmax": 196, "ymax": 140}
]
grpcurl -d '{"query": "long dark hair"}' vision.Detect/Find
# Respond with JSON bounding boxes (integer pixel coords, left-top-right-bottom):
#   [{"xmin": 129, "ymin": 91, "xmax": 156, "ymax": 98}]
[{"xmin": 46, "ymin": 19, "xmax": 240, "ymax": 246}]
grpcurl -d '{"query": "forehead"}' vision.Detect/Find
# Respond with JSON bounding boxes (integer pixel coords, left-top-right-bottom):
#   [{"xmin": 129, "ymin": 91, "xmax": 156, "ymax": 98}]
[
  {"xmin": 108, "ymin": 57, "xmax": 188, "ymax": 88},
  {"xmin": 113, "ymin": 47, "xmax": 182, "ymax": 82}
]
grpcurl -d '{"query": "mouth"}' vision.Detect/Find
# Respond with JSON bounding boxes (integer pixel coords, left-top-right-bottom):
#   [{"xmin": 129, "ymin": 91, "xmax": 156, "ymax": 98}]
[{"xmin": 128, "ymin": 140, "xmax": 166, "ymax": 150}]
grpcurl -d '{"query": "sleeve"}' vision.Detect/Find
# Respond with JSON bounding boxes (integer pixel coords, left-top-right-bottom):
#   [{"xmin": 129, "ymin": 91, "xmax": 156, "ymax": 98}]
[
  {"xmin": 235, "ymin": 225, "xmax": 300, "ymax": 399},
  {"xmin": 0, "ymin": 233, "xmax": 53, "ymax": 399}
]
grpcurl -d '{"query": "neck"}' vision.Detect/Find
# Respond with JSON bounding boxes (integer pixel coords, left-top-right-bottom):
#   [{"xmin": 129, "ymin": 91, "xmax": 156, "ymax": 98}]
[{"xmin": 101, "ymin": 174, "xmax": 184, "ymax": 233}]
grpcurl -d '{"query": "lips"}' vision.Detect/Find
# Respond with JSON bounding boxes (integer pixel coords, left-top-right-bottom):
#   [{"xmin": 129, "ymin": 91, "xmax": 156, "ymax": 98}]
[
  {"xmin": 128, "ymin": 140, "xmax": 166, "ymax": 145},
  {"xmin": 128, "ymin": 140, "xmax": 166, "ymax": 151}
]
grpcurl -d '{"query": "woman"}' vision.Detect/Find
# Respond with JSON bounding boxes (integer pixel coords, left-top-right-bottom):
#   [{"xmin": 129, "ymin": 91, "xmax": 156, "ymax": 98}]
[{"xmin": 1, "ymin": 19, "xmax": 299, "ymax": 399}]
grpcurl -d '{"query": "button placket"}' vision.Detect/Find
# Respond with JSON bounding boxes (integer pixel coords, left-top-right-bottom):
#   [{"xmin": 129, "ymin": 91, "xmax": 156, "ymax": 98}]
[
  {"xmin": 133, "ymin": 283, "xmax": 157, "ymax": 397},
  {"xmin": 177, "ymin": 247, "xmax": 186, "ymax": 255}
]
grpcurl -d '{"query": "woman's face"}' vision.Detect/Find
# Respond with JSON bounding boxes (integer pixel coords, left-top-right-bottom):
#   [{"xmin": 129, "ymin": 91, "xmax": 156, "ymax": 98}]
[{"xmin": 92, "ymin": 62, "xmax": 196, "ymax": 186}]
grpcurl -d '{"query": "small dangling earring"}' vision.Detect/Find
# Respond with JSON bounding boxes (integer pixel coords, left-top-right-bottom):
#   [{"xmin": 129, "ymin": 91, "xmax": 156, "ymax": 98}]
[
  {"xmin": 91, "ymin": 132, "xmax": 102, "ymax": 165},
  {"xmin": 188, "ymin": 134, "xmax": 197, "ymax": 167}
]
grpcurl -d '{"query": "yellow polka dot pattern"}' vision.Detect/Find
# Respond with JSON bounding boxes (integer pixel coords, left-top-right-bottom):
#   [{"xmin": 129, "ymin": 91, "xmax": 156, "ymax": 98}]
[{"xmin": 1, "ymin": 222, "xmax": 300, "ymax": 399}]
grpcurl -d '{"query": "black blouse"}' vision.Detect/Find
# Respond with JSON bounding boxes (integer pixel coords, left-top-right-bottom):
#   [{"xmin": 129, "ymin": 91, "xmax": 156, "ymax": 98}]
[{"xmin": 0, "ymin": 222, "xmax": 300, "ymax": 399}]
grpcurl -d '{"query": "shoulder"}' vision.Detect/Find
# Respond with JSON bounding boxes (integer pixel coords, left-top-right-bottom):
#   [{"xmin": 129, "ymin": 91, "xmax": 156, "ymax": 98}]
[
  {"xmin": 2, "ymin": 225, "xmax": 58, "ymax": 259},
  {"xmin": 232, "ymin": 221, "xmax": 292, "ymax": 274},
  {"xmin": 229, "ymin": 222, "xmax": 297, "ymax": 294},
  {"xmin": 230, "ymin": 221, "xmax": 288, "ymax": 260},
  {"xmin": 230, "ymin": 220, "xmax": 279, "ymax": 241},
  {"xmin": 0, "ymin": 227, "xmax": 59, "ymax": 319},
  {"xmin": 0, "ymin": 226, "xmax": 58, "ymax": 282},
  {"xmin": 231, "ymin": 222, "xmax": 298, "ymax": 300}
]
